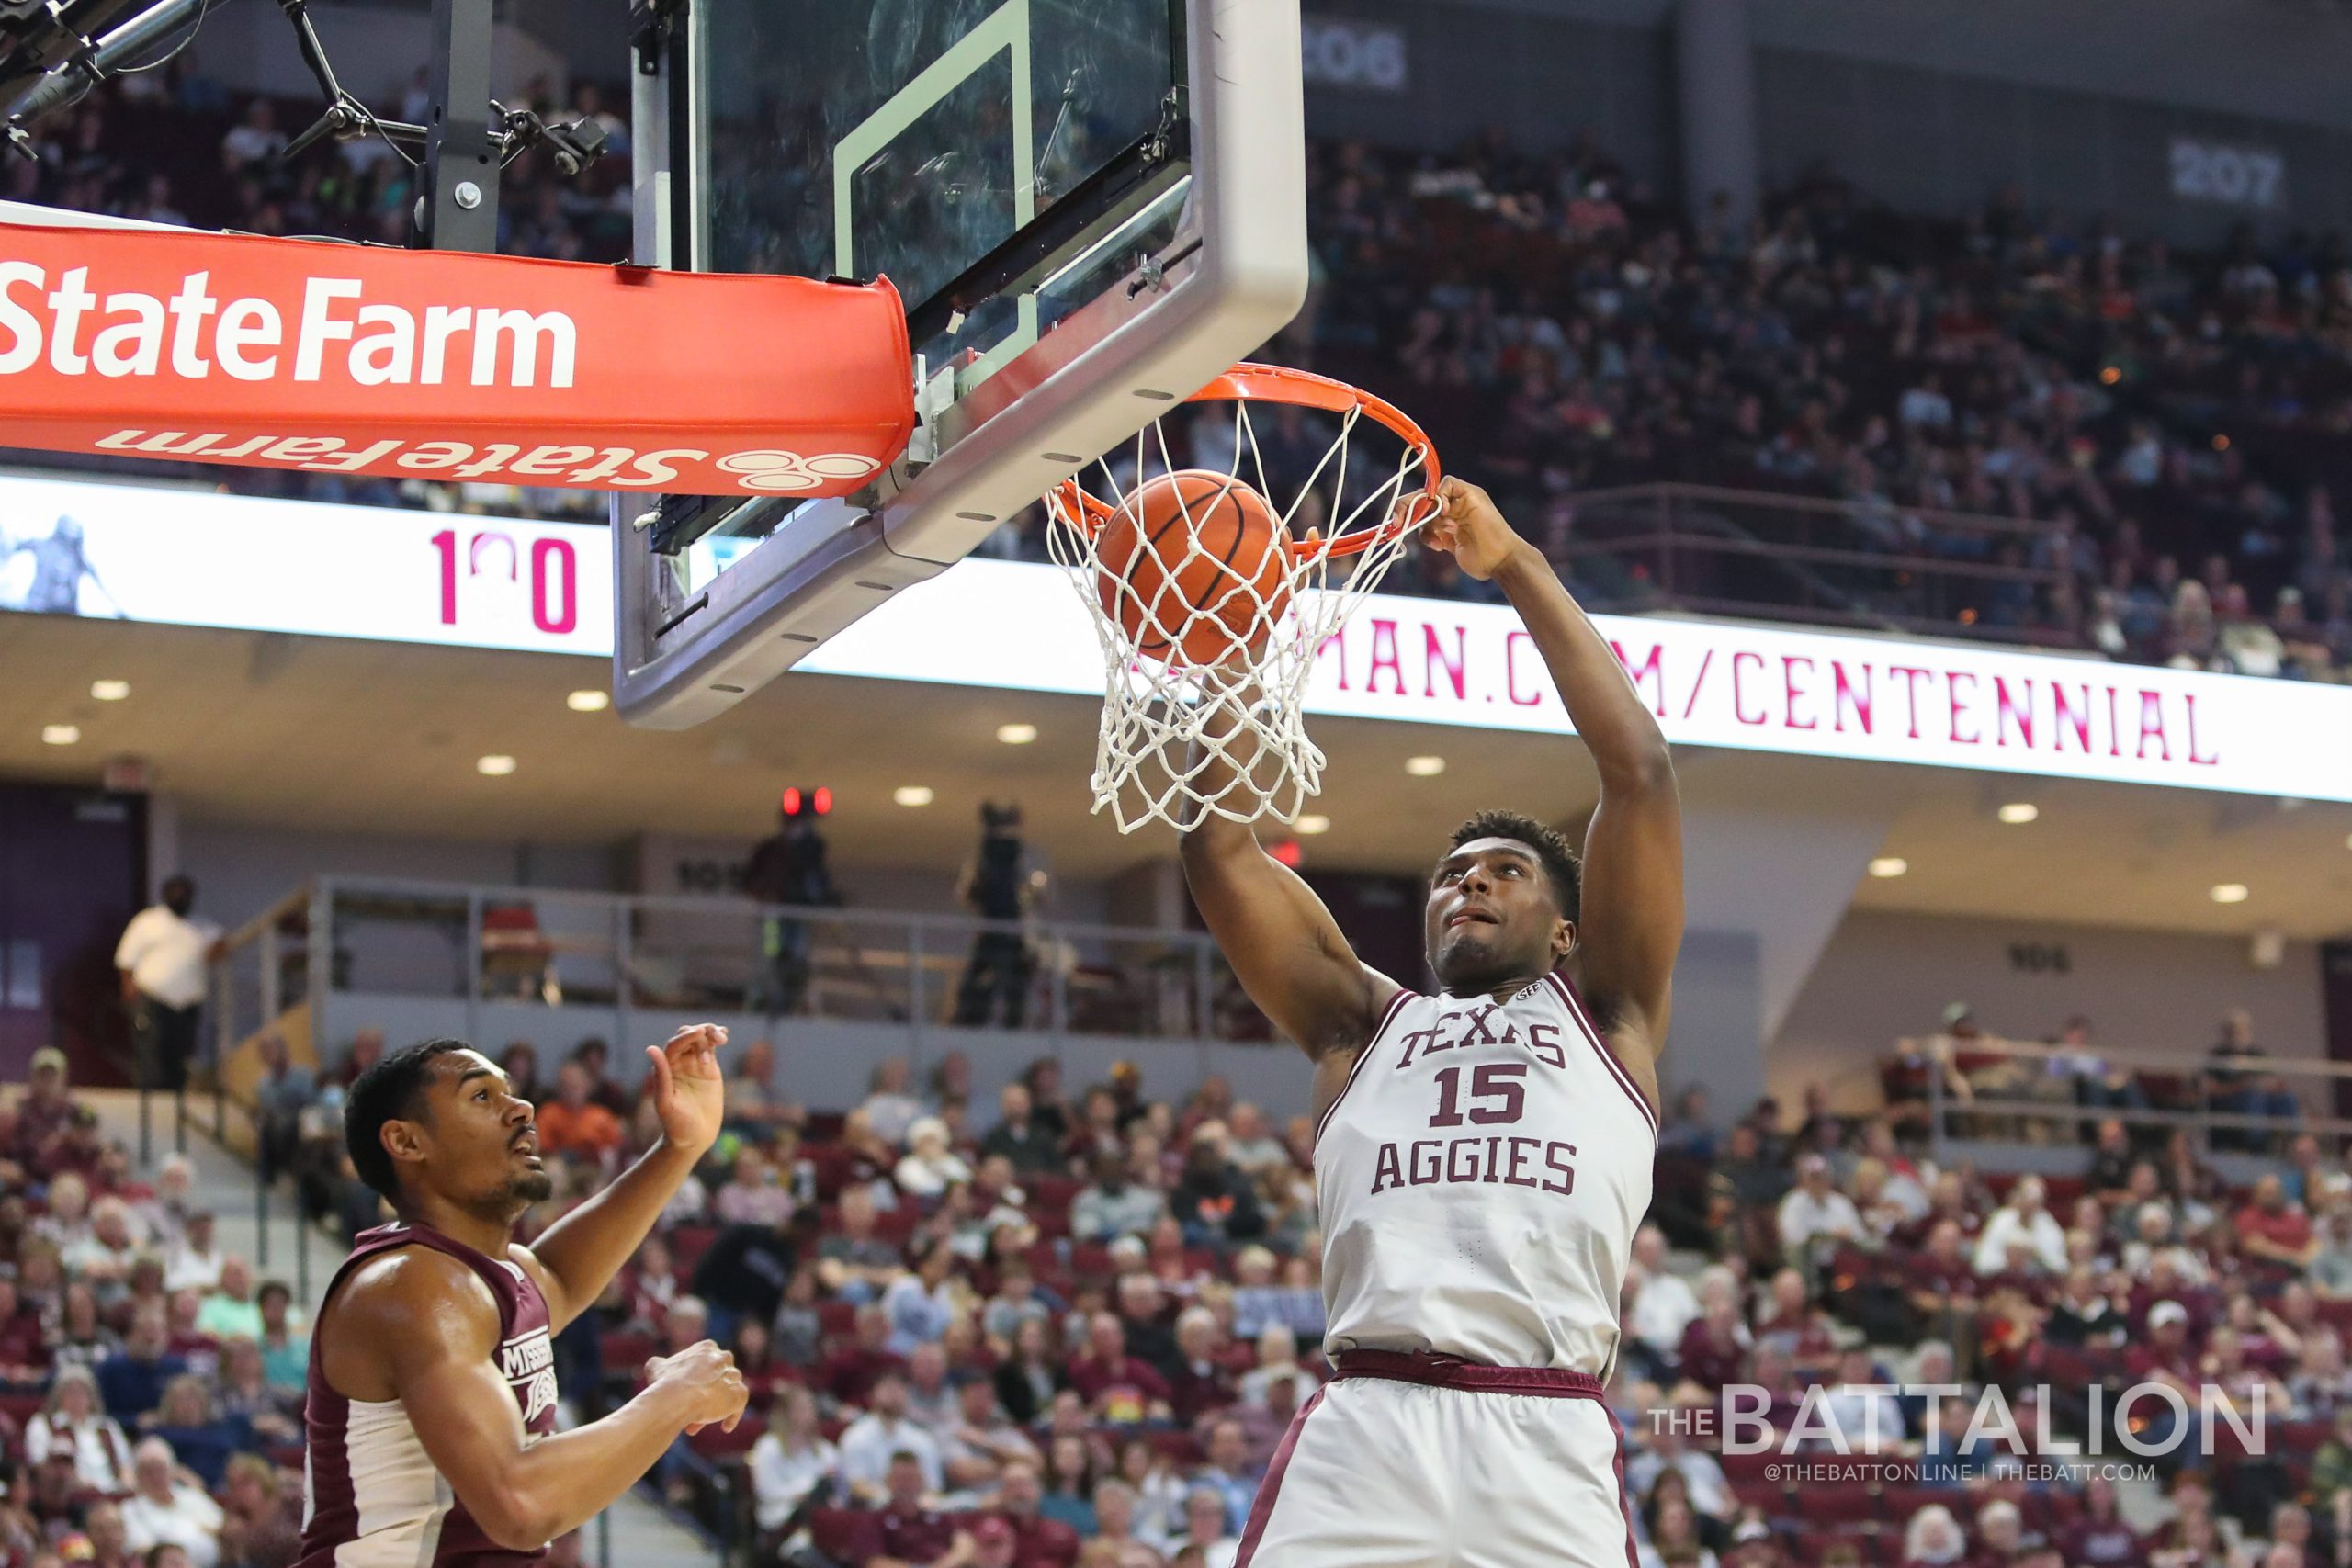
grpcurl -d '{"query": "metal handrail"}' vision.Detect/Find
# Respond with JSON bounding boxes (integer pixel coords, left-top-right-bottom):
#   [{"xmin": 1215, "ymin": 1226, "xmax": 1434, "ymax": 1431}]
[
  {"xmin": 1905, "ymin": 1030, "xmax": 2351, "ymax": 1165},
  {"xmin": 299, "ymin": 873, "xmax": 1248, "ymax": 1065}
]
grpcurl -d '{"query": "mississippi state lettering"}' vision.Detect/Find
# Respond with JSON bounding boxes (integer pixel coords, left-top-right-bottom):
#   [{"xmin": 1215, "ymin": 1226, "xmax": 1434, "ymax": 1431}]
[{"xmin": 1369, "ymin": 1135, "xmax": 1577, "ymax": 1194}]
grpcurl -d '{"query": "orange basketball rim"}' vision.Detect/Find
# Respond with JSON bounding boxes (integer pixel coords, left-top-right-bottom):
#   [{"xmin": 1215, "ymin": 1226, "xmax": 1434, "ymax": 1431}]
[{"xmin": 1048, "ymin": 362, "xmax": 1444, "ymax": 558}]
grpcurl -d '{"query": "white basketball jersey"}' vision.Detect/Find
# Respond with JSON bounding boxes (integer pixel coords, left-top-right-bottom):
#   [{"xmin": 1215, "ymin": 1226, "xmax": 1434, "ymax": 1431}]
[{"xmin": 1316, "ymin": 974, "xmax": 1657, "ymax": 1376}]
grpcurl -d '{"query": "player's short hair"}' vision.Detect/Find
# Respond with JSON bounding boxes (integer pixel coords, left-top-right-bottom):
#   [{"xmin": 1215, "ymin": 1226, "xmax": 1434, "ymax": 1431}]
[
  {"xmin": 1448, "ymin": 809, "xmax": 1581, "ymax": 919},
  {"xmin": 345, "ymin": 1039, "xmax": 476, "ymax": 1202}
]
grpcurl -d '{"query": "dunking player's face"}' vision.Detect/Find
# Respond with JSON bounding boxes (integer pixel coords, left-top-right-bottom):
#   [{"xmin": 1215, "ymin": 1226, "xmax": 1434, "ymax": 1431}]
[
  {"xmin": 1425, "ymin": 837, "xmax": 1573, "ymax": 995},
  {"xmin": 412, "ymin": 1050, "xmax": 553, "ymax": 1217}
]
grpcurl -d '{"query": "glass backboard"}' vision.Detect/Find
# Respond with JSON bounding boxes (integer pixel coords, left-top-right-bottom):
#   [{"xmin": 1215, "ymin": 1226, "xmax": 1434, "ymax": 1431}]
[{"xmin": 616, "ymin": 0, "xmax": 1306, "ymax": 728}]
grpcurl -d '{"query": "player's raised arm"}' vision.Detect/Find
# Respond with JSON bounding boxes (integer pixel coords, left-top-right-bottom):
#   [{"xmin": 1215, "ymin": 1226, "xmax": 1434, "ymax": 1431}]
[
  {"xmin": 1426, "ymin": 477, "xmax": 1683, "ymax": 1059},
  {"xmin": 1179, "ymin": 704, "xmax": 1396, "ymax": 1061},
  {"xmin": 522, "ymin": 1023, "xmax": 726, "ymax": 1329},
  {"xmin": 331, "ymin": 1250, "xmax": 745, "ymax": 1549}
]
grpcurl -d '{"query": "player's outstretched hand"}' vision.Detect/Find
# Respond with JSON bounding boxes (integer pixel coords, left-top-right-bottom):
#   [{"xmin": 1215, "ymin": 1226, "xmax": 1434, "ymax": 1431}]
[
  {"xmin": 1421, "ymin": 476, "xmax": 1529, "ymax": 581},
  {"xmin": 647, "ymin": 1339, "xmax": 749, "ymax": 1435},
  {"xmin": 644, "ymin": 1023, "xmax": 728, "ymax": 1158}
]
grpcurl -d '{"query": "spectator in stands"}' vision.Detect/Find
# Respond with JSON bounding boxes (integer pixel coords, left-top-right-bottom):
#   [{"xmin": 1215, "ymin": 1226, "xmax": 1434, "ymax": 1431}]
[
  {"xmin": 1973, "ymin": 1176, "xmax": 2067, "ymax": 1276},
  {"xmin": 97, "ymin": 1307, "xmax": 184, "ymax": 1422},
  {"xmin": 2206, "ymin": 1010, "xmax": 2298, "ymax": 1150},
  {"xmin": 860, "ymin": 1060, "xmax": 926, "ymax": 1147},
  {"xmin": 248, "ymin": 1034, "xmax": 315, "ymax": 1188},
  {"xmin": 115, "ymin": 876, "xmax": 223, "ymax": 1095},
  {"xmin": 50, "ymin": 1280, "xmax": 118, "ymax": 1371},
  {"xmin": 1161, "ymin": 1487, "xmax": 1237, "ymax": 1567},
  {"xmin": 749, "ymin": 1385, "xmax": 839, "ymax": 1540},
  {"xmin": 0, "ymin": 1276, "xmax": 45, "ymax": 1383},
  {"xmin": 195, "ymin": 1258, "xmax": 262, "ymax": 1341},
  {"xmin": 1168, "ymin": 1125, "xmax": 1263, "ymax": 1251},
  {"xmin": 774, "ymin": 1266, "xmax": 824, "ymax": 1368},
  {"xmin": 840, "ymin": 1373, "xmax": 945, "ymax": 1503},
  {"xmin": 25, "ymin": 1365, "xmax": 131, "ymax": 1495},
  {"xmin": 1657, "ymin": 1086, "xmax": 1718, "ymax": 1163},
  {"xmin": 569, "ymin": 1038, "xmax": 630, "ymax": 1117},
  {"xmin": 727, "ymin": 1038, "xmax": 796, "ymax": 1132},
  {"xmin": 869, "ymin": 1449, "xmax": 976, "ymax": 1568},
  {"xmin": 84, "ymin": 1498, "xmax": 133, "ymax": 1568},
  {"xmin": 1112, "ymin": 1274, "xmax": 1181, "ymax": 1382},
  {"xmin": 1901, "ymin": 1503, "xmax": 1966, "ymax": 1568},
  {"xmin": 1775, "ymin": 1154, "xmax": 1863, "ymax": 1269},
  {"xmin": 897, "ymin": 1119, "xmax": 974, "ymax": 1202},
  {"xmin": 215, "ymin": 1454, "xmax": 300, "ymax": 1568},
  {"xmin": 1236, "ymin": 1325, "xmax": 1316, "ymax": 1411},
  {"xmin": 143, "ymin": 1374, "xmax": 248, "ymax": 1491},
  {"xmin": 943, "ymin": 1369, "xmax": 1036, "ymax": 1488},
  {"xmin": 1675, "ymin": 1279, "xmax": 1750, "ymax": 1393},
  {"xmin": 2237, "ymin": 1175, "xmax": 2322, "ymax": 1272},
  {"xmin": 980, "ymin": 1257, "xmax": 1051, "ymax": 1347},
  {"xmin": 994, "ymin": 1458, "xmax": 1083, "ymax": 1567},
  {"xmin": 536, "ymin": 1061, "xmax": 624, "ymax": 1163},
  {"xmin": 252, "ymin": 1281, "xmax": 306, "ymax": 1396},
  {"xmin": 818, "ymin": 1185, "xmax": 905, "ymax": 1304},
  {"xmin": 1166, "ymin": 1306, "xmax": 1234, "ymax": 1426},
  {"xmin": 119, "ymin": 1438, "xmax": 222, "ymax": 1568},
  {"xmin": 1193, "ymin": 1418, "xmax": 1261, "ymax": 1536},
  {"xmin": 1069, "ymin": 1313, "xmax": 1171, "ymax": 1425},
  {"xmin": 1065, "ymin": 1088, "xmax": 1127, "ymax": 1172},
  {"xmin": 882, "ymin": 1239, "xmax": 962, "ymax": 1355},
  {"xmin": 1072, "ymin": 1154, "xmax": 1166, "ymax": 1246},
  {"xmin": 1221, "ymin": 1105, "xmax": 1287, "ymax": 1179},
  {"xmin": 979, "ymin": 1085, "xmax": 1063, "ymax": 1176},
  {"xmin": 711, "ymin": 1145, "xmax": 795, "ymax": 1229},
  {"xmin": 1039, "ymin": 1435, "xmax": 1102, "ymax": 1535},
  {"xmin": 954, "ymin": 802, "xmax": 1039, "ymax": 1029},
  {"xmin": 994, "ymin": 1315, "xmax": 1067, "ymax": 1427},
  {"xmin": 10, "ymin": 1047, "xmax": 78, "ymax": 1174},
  {"xmin": 64, "ymin": 1196, "xmax": 141, "ymax": 1289},
  {"xmin": 220, "ymin": 100, "xmax": 286, "ymax": 172},
  {"xmin": 821, "ymin": 1303, "xmax": 905, "ymax": 1408},
  {"xmin": 214, "ymin": 1337, "xmax": 296, "ymax": 1449},
  {"xmin": 1707, "ymin": 1123, "xmax": 1788, "ymax": 1264},
  {"xmin": 2312, "ymin": 1207, "xmax": 2352, "ymax": 1298}
]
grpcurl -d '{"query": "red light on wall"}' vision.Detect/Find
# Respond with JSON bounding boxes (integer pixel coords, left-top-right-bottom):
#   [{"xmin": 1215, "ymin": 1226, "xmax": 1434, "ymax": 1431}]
[
  {"xmin": 1268, "ymin": 839, "xmax": 1304, "ymax": 868},
  {"xmin": 782, "ymin": 785, "xmax": 833, "ymax": 818}
]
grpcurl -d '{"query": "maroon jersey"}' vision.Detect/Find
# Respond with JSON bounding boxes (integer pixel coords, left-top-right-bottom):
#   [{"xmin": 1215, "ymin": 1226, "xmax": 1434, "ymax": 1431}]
[{"xmin": 296, "ymin": 1223, "xmax": 560, "ymax": 1568}]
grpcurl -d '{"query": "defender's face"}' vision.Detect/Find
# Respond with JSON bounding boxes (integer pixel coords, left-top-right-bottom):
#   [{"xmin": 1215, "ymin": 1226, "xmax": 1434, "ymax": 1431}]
[
  {"xmin": 1425, "ymin": 837, "xmax": 1570, "ymax": 990},
  {"xmin": 420, "ymin": 1050, "xmax": 552, "ymax": 1211}
]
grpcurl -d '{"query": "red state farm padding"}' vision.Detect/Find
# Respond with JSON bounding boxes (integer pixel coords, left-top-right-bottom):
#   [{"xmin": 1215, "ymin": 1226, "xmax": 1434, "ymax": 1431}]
[{"xmin": 0, "ymin": 220, "xmax": 914, "ymax": 497}]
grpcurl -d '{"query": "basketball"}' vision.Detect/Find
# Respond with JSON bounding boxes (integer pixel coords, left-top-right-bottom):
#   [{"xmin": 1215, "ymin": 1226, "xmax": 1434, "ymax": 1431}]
[{"xmin": 1093, "ymin": 470, "xmax": 1293, "ymax": 665}]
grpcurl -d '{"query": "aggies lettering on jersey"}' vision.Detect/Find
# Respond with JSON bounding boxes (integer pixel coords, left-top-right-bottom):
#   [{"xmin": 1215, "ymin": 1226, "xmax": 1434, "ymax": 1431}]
[{"xmin": 1315, "ymin": 974, "xmax": 1657, "ymax": 1378}]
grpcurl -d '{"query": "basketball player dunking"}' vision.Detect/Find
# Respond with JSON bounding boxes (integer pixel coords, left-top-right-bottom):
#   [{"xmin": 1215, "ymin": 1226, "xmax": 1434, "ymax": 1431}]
[
  {"xmin": 295, "ymin": 1025, "xmax": 749, "ymax": 1568},
  {"xmin": 1183, "ymin": 478, "xmax": 1681, "ymax": 1567}
]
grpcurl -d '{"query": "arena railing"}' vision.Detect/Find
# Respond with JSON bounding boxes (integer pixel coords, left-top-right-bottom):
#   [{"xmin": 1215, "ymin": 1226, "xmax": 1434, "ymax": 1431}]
[
  {"xmin": 1552, "ymin": 484, "xmax": 2085, "ymax": 645},
  {"xmin": 1894, "ymin": 1030, "xmax": 2352, "ymax": 1173}
]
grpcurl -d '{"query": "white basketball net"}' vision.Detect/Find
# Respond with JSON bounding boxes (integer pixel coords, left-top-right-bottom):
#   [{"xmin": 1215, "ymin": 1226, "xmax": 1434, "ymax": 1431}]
[{"xmin": 1046, "ymin": 378, "xmax": 1433, "ymax": 835}]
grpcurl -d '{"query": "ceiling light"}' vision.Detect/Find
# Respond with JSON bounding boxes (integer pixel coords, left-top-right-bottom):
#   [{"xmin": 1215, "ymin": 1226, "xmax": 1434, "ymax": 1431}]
[
  {"xmin": 566, "ymin": 689, "xmax": 610, "ymax": 713},
  {"xmin": 2210, "ymin": 883, "xmax": 2249, "ymax": 905},
  {"xmin": 1404, "ymin": 755, "xmax": 1446, "ymax": 777},
  {"xmin": 90, "ymin": 680, "xmax": 130, "ymax": 702},
  {"xmin": 40, "ymin": 724, "xmax": 80, "ymax": 746},
  {"xmin": 1996, "ymin": 803, "xmax": 2039, "ymax": 825},
  {"xmin": 893, "ymin": 785, "xmax": 935, "ymax": 807},
  {"xmin": 476, "ymin": 754, "xmax": 517, "ymax": 776},
  {"xmin": 1867, "ymin": 857, "xmax": 1908, "ymax": 879},
  {"xmin": 1294, "ymin": 814, "xmax": 1331, "ymax": 835},
  {"xmin": 996, "ymin": 722, "xmax": 1038, "ymax": 745}
]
